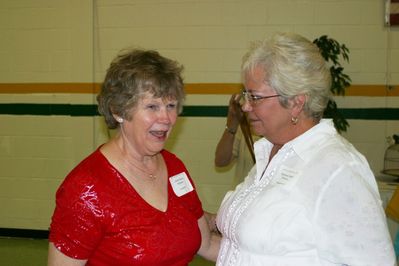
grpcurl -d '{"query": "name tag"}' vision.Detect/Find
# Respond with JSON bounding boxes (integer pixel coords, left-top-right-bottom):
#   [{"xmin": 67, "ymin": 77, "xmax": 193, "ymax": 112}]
[
  {"xmin": 170, "ymin": 172, "xmax": 194, "ymax": 197},
  {"xmin": 275, "ymin": 165, "xmax": 300, "ymax": 185}
]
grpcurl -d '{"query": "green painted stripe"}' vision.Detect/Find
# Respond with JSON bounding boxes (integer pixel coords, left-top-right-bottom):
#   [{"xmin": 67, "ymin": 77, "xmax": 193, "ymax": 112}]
[
  {"xmin": 0, "ymin": 103, "xmax": 99, "ymax": 116},
  {"xmin": 0, "ymin": 228, "xmax": 48, "ymax": 239},
  {"xmin": 182, "ymin": 106, "xmax": 227, "ymax": 117},
  {"xmin": 340, "ymin": 108, "xmax": 399, "ymax": 120},
  {"xmin": 0, "ymin": 104, "xmax": 398, "ymax": 120}
]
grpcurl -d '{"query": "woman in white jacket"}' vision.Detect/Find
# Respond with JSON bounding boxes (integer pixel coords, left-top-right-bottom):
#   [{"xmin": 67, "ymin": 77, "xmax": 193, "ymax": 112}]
[{"xmin": 215, "ymin": 32, "xmax": 396, "ymax": 266}]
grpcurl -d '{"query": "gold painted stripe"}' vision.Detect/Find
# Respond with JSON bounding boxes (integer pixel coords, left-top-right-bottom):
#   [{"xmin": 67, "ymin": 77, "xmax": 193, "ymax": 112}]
[
  {"xmin": 0, "ymin": 83, "xmax": 100, "ymax": 94},
  {"xmin": 184, "ymin": 83, "xmax": 243, "ymax": 94},
  {"xmin": 345, "ymin": 85, "xmax": 398, "ymax": 97},
  {"xmin": 0, "ymin": 83, "xmax": 397, "ymax": 96}
]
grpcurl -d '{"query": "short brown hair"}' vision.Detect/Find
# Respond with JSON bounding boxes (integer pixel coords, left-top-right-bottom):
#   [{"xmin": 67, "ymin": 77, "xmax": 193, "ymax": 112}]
[{"xmin": 97, "ymin": 49, "xmax": 185, "ymax": 129}]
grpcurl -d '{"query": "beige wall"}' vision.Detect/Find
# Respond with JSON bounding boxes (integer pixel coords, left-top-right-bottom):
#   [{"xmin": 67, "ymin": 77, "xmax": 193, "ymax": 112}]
[{"xmin": 0, "ymin": 0, "xmax": 398, "ymax": 229}]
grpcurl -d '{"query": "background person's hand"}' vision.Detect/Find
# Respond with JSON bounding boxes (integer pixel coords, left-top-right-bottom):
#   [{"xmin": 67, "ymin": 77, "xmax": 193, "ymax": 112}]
[{"xmin": 226, "ymin": 94, "xmax": 244, "ymax": 132}]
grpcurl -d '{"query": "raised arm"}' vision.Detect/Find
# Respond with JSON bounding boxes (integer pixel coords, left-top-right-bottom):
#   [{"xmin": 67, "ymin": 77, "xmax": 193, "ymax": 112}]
[{"xmin": 215, "ymin": 94, "xmax": 243, "ymax": 167}]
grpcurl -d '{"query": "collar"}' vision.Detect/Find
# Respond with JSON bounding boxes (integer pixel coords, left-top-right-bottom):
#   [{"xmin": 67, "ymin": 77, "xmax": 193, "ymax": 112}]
[{"xmin": 253, "ymin": 119, "xmax": 337, "ymax": 166}]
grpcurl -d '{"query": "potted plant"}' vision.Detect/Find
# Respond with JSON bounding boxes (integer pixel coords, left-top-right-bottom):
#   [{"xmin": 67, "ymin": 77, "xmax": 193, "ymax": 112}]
[{"xmin": 313, "ymin": 35, "xmax": 352, "ymax": 133}]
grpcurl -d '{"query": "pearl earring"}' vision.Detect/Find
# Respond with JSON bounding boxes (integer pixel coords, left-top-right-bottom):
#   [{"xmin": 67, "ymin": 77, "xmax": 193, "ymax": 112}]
[{"xmin": 116, "ymin": 117, "xmax": 123, "ymax": 123}]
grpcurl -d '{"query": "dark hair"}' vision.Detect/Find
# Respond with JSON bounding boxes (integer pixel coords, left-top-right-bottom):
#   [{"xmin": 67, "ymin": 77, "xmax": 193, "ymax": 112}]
[{"xmin": 97, "ymin": 49, "xmax": 185, "ymax": 129}]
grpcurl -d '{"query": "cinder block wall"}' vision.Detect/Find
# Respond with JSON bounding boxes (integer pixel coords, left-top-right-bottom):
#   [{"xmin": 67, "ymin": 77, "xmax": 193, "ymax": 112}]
[{"xmin": 0, "ymin": 0, "xmax": 398, "ymax": 230}]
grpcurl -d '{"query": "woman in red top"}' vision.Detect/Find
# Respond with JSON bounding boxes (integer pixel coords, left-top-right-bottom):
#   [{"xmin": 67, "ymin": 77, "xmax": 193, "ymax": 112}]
[{"xmin": 48, "ymin": 49, "xmax": 220, "ymax": 265}]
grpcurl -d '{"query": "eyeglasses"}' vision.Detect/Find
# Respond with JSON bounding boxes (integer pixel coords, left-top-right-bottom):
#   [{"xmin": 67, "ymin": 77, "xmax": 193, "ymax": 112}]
[{"xmin": 240, "ymin": 90, "xmax": 280, "ymax": 106}]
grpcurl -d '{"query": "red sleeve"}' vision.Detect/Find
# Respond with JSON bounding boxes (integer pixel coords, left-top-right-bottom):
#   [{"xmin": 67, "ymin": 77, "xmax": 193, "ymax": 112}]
[{"xmin": 49, "ymin": 157, "xmax": 104, "ymax": 259}]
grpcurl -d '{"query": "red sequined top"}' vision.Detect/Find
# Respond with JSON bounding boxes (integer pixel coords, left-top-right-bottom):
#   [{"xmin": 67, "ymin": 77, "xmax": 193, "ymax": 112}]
[{"xmin": 49, "ymin": 148, "xmax": 203, "ymax": 266}]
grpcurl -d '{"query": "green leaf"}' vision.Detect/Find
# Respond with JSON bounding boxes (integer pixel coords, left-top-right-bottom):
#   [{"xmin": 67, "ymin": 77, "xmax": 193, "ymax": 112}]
[{"xmin": 314, "ymin": 35, "xmax": 352, "ymax": 132}]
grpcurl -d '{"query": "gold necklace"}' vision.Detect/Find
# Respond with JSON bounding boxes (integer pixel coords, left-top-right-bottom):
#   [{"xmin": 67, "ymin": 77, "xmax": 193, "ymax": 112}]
[
  {"xmin": 124, "ymin": 156, "xmax": 158, "ymax": 179},
  {"xmin": 117, "ymin": 144, "xmax": 158, "ymax": 180}
]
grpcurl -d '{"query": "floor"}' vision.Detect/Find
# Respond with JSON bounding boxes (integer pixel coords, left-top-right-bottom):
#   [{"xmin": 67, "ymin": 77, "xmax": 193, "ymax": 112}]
[{"xmin": 0, "ymin": 237, "xmax": 215, "ymax": 266}]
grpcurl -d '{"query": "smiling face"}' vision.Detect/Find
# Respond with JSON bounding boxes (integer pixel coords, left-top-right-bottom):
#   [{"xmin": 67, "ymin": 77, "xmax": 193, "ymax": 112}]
[
  {"xmin": 118, "ymin": 92, "xmax": 178, "ymax": 156},
  {"xmin": 242, "ymin": 66, "xmax": 294, "ymax": 145}
]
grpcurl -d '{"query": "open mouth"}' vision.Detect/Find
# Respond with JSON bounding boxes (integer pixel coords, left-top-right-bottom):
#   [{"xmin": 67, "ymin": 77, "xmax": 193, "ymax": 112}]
[{"xmin": 150, "ymin": 130, "xmax": 168, "ymax": 139}]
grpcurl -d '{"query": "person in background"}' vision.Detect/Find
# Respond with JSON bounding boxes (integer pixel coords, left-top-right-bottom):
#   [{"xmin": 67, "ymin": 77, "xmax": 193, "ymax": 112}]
[
  {"xmin": 47, "ymin": 49, "xmax": 220, "ymax": 266},
  {"xmin": 215, "ymin": 32, "xmax": 396, "ymax": 265},
  {"xmin": 215, "ymin": 93, "xmax": 258, "ymax": 187}
]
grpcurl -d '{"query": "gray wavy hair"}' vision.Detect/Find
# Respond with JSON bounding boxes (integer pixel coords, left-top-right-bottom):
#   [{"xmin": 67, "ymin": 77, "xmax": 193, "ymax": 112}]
[{"xmin": 242, "ymin": 32, "xmax": 331, "ymax": 120}]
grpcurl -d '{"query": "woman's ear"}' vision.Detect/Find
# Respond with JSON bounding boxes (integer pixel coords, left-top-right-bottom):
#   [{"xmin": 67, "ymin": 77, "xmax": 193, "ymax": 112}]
[
  {"xmin": 113, "ymin": 114, "xmax": 123, "ymax": 123},
  {"xmin": 291, "ymin": 94, "xmax": 306, "ymax": 117}
]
